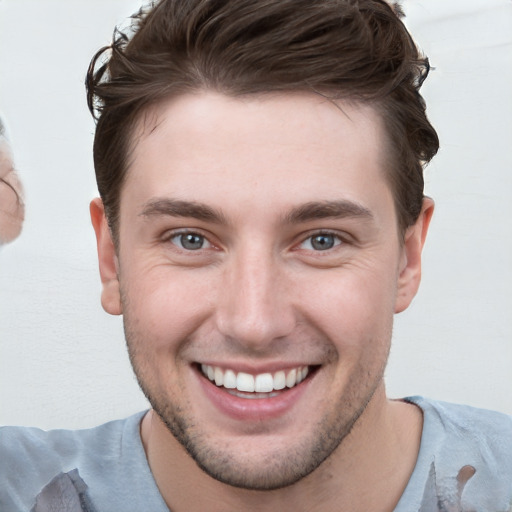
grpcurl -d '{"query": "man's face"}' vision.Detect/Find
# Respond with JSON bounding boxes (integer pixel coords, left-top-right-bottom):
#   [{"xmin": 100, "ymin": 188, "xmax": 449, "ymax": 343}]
[{"xmin": 94, "ymin": 92, "xmax": 426, "ymax": 490}]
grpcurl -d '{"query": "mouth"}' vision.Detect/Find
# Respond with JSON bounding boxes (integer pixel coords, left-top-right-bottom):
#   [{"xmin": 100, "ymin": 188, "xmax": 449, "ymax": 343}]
[{"xmin": 199, "ymin": 364, "xmax": 316, "ymax": 399}]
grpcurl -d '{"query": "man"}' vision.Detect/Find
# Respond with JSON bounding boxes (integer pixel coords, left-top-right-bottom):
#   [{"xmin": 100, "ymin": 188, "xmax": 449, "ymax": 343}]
[
  {"xmin": 0, "ymin": 119, "xmax": 24, "ymax": 246},
  {"xmin": 1, "ymin": 0, "xmax": 511, "ymax": 511}
]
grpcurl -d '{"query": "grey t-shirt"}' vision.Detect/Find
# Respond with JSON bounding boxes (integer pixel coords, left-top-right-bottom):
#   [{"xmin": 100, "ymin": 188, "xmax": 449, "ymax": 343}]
[{"xmin": 1, "ymin": 396, "xmax": 511, "ymax": 511}]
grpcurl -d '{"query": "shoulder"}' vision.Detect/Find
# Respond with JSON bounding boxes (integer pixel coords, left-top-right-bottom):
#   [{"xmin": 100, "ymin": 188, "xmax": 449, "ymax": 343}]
[
  {"xmin": 399, "ymin": 396, "xmax": 512, "ymax": 511},
  {"xmin": 0, "ymin": 413, "xmax": 140, "ymax": 464},
  {"xmin": 407, "ymin": 395, "xmax": 512, "ymax": 450},
  {"xmin": 0, "ymin": 412, "xmax": 146, "ymax": 511}
]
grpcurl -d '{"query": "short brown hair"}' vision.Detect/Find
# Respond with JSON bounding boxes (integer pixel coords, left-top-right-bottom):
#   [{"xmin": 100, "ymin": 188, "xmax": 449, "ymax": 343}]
[{"xmin": 87, "ymin": 0, "xmax": 439, "ymax": 241}]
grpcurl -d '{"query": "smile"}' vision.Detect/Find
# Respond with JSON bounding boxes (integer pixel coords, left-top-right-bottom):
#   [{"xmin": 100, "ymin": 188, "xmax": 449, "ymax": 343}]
[{"xmin": 200, "ymin": 364, "xmax": 310, "ymax": 395}]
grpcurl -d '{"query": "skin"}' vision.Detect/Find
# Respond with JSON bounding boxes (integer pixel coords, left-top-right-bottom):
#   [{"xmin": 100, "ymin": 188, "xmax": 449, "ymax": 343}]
[
  {"xmin": 91, "ymin": 92, "xmax": 433, "ymax": 511},
  {"xmin": 0, "ymin": 138, "xmax": 24, "ymax": 244}
]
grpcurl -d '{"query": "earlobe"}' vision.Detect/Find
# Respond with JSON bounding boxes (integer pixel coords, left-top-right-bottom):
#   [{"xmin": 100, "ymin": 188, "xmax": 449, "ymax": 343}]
[
  {"xmin": 90, "ymin": 198, "xmax": 122, "ymax": 316},
  {"xmin": 394, "ymin": 198, "xmax": 434, "ymax": 314}
]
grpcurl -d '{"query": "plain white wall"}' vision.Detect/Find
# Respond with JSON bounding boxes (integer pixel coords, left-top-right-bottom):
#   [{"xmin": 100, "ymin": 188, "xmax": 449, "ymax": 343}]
[{"xmin": 0, "ymin": 0, "xmax": 510, "ymax": 430}]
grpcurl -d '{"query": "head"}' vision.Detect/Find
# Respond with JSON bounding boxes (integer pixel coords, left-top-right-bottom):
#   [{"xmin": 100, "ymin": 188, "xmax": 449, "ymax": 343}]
[
  {"xmin": 88, "ymin": 0, "xmax": 438, "ymax": 492},
  {"xmin": 87, "ymin": 0, "xmax": 438, "ymax": 245}
]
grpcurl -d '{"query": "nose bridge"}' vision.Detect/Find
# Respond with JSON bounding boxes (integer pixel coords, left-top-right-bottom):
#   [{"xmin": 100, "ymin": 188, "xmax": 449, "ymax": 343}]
[{"xmin": 216, "ymin": 241, "xmax": 294, "ymax": 348}]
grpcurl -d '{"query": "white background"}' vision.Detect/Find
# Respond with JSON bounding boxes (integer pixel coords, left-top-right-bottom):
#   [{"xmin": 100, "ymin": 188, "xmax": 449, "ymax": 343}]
[{"xmin": 0, "ymin": 0, "xmax": 511, "ymax": 430}]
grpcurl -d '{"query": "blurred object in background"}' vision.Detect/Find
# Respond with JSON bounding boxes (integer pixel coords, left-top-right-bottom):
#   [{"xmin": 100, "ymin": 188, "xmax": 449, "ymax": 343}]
[{"xmin": 0, "ymin": 117, "xmax": 24, "ymax": 245}]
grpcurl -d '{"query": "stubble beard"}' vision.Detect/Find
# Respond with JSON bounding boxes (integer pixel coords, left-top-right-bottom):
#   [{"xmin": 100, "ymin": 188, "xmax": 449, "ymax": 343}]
[
  {"xmin": 147, "ymin": 384, "xmax": 380, "ymax": 491},
  {"xmin": 122, "ymin": 312, "xmax": 390, "ymax": 491}
]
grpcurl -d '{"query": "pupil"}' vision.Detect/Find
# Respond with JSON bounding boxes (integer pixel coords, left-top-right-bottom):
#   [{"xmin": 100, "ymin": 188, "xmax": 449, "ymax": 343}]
[
  {"xmin": 312, "ymin": 234, "xmax": 334, "ymax": 250},
  {"xmin": 181, "ymin": 233, "xmax": 203, "ymax": 250}
]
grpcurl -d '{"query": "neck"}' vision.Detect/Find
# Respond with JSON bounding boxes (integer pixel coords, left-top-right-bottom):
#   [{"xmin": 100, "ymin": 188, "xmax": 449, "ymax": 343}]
[{"xmin": 140, "ymin": 385, "xmax": 422, "ymax": 512}]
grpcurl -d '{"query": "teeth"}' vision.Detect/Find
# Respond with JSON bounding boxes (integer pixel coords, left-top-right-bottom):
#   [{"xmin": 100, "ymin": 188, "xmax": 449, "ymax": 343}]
[
  {"xmin": 296, "ymin": 366, "xmax": 308, "ymax": 384},
  {"xmin": 200, "ymin": 365, "xmax": 310, "ymax": 394},
  {"xmin": 224, "ymin": 369, "xmax": 237, "ymax": 389},
  {"xmin": 273, "ymin": 371, "xmax": 286, "ymax": 390},
  {"xmin": 214, "ymin": 367, "xmax": 223, "ymax": 386},
  {"xmin": 286, "ymin": 369, "xmax": 296, "ymax": 388},
  {"xmin": 237, "ymin": 372, "xmax": 255, "ymax": 392},
  {"xmin": 255, "ymin": 373, "xmax": 273, "ymax": 393}
]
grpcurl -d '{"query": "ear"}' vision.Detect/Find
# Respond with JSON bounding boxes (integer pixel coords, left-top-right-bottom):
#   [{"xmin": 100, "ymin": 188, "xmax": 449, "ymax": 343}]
[
  {"xmin": 394, "ymin": 197, "xmax": 434, "ymax": 314},
  {"xmin": 90, "ymin": 198, "xmax": 122, "ymax": 315}
]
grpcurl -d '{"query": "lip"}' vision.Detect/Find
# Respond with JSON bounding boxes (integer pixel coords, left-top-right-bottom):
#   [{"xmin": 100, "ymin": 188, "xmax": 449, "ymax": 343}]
[{"xmin": 195, "ymin": 364, "xmax": 315, "ymax": 421}]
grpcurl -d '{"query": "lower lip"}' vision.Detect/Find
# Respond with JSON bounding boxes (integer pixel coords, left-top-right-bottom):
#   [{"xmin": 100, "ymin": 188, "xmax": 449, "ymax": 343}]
[{"xmin": 197, "ymin": 369, "xmax": 312, "ymax": 421}]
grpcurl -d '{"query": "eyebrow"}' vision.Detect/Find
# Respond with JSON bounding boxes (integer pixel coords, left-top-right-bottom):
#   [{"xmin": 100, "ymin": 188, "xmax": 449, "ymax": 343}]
[
  {"xmin": 139, "ymin": 198, "xmax": 373, "ymax": 225},
  {"xmin": 284, "ymin": 200, "xmax": 374, "ymax": 224},
  {"xmin": 139, "ymin": 198, "xmax": 228, "ymax": 224}
]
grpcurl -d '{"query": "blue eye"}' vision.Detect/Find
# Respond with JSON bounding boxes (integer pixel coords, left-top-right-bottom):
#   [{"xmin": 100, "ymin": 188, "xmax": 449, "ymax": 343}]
[
  {"xmin": 301, "ymin": 233, "xmax": 341, "ymax": 251},
  {"xmin": 171, "ymin": 232, "xmax": 210, "ymax": 250}
]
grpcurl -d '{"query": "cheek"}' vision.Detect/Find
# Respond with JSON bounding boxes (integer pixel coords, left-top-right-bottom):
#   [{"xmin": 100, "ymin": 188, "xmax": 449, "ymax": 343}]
[
  {"xmin": 295, "ymin": 265, "xmax": 397, "ymax": 346},
  {"xmin": 121, "ymin": 265, "xmax": 217, "ymax": 349}
]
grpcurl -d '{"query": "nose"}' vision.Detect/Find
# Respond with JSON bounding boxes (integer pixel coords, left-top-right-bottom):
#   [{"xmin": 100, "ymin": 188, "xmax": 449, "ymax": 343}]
[{"xmin": 215, "ymin": 246, "xmax": 295, "ymax": 351}]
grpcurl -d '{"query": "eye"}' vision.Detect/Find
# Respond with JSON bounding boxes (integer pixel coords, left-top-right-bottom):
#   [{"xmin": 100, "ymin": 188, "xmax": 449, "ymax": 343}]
[
  {"xmin": 170, "ymin": 232, "xmax": 211, "ymax": 251},
  {"xmin": 300, "ymin": 233, "xmax": 342, "ymax": 251}
]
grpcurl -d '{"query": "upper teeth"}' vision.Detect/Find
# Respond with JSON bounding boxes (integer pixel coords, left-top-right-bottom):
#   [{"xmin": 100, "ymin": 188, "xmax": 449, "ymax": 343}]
[{"xmin": 201, "ymin": 365, "xmax": 310, "ymax": 393}]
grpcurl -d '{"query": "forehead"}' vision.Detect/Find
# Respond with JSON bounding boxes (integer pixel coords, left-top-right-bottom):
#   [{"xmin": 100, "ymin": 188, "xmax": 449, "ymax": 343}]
[{"xmin": 122, "ymin": 92, "xmax": 392, "ymax": 221}]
